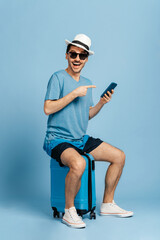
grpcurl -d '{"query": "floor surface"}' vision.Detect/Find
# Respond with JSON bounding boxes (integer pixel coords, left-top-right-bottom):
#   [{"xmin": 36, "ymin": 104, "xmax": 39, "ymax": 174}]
[{"xmin": 0, "ymin": 198, "xmax": 160, "ymax": 240}]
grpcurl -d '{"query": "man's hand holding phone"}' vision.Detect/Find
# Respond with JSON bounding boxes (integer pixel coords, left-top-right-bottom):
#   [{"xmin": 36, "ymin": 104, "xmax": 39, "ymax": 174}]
[
  {"xmin": 100, "ymin": 82, "xmax": 117, "ymax": 105},
  {"xmin": 100, "ymin": 89, "xmax": 114, "ymax": 104}
]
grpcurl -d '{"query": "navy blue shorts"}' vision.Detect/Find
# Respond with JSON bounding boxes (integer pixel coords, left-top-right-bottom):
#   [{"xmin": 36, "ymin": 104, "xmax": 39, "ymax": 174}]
[{"xmin": 50, "ymin": 135, "xmax": 103, "ymax": 167}]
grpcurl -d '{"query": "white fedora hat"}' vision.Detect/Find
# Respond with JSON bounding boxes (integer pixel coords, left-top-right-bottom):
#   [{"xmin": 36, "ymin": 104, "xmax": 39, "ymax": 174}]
[{"xmin": 65, "ymin": 34, "xmax": 94, "ymax": 55}]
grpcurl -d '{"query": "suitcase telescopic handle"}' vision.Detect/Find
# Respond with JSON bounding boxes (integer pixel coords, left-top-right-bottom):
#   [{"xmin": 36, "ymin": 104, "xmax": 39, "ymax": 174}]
[{"xmin": 92, "ymin": 160, "xmax": 95, "ymax": 170}]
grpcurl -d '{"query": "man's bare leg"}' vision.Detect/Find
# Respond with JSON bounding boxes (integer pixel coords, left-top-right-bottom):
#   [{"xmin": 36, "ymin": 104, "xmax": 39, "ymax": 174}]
[
  {"xmin": 60, "ymin": 148, "xmax": 86, "ymax": 209},
  {"xmin": 89, "ymin": 142, "xmax": 125, "ymax": 203},
  {"xmin": 90, "ymin": 141, "xmax": 133, "ymax": 217}
]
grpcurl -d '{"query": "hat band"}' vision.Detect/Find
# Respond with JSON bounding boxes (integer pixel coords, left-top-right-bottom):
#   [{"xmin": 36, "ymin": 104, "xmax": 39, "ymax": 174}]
[{"xmin": 72, "ymin": 40, "xmax": 89, "ymax": 51}]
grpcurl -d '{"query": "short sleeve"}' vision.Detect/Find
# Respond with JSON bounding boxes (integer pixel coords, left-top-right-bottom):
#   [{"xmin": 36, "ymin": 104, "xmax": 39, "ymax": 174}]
[{"xmin": 44, "ymin": 74, "xmax": 61, "ymax": 101}]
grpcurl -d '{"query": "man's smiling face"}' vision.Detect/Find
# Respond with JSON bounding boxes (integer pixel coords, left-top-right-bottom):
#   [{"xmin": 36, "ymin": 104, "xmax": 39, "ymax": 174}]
[{"xmin": 66, "ymin": 45, "xmax": 88, "ymax": 74}]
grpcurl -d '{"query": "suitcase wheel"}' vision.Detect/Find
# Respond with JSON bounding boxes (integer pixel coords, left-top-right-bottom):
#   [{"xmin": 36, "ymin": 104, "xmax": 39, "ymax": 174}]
[
  {"xmin": 53, "ymin": 211, "xmax": 60, "ymax": 218},
  {"xmin": 52, "ymin": 207, "xmax": 60, "ymax": 218},
  {"xmin": 90, "ymin": 212, "xmax": 96, "ymax": 220}
]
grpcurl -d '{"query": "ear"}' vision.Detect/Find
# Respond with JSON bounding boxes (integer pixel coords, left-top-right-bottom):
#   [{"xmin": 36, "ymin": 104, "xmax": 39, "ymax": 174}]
[{"xmin": 65, "ymin": 53, "xmax": 68, "ymax": 60}]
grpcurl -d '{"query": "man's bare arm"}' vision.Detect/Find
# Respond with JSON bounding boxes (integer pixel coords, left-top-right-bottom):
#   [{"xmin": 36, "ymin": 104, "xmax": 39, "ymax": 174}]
[
  {"xmin": 89, "ymin": 90, "xmax": 114, "ymax": 120},
  {"xmin": 44, "ymin": 91, "xmax": 77, "ymax": 115},
  {"xmin": 89, "ymin": 102, "xmax": 104, "ymax": 120},
  {"xmin": 44, "ymin": 85, "xmax": 96, "ymax": 115}
]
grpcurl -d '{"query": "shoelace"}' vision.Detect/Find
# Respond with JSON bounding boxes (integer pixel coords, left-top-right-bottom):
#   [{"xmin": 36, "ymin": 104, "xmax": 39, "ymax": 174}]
[
  {"xmin": 68, "ymin": 208, "xmax": 83, "ymax": 223},
  {"xmin": 111, "ymin": 201, "xmax": 127, "ymax": 213}
]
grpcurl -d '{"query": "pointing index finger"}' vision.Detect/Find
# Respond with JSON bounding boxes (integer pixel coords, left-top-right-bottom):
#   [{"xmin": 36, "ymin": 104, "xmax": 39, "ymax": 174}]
[{"xmin": 86, "ymin": 85, "xmax": 96, "ymax": 88}]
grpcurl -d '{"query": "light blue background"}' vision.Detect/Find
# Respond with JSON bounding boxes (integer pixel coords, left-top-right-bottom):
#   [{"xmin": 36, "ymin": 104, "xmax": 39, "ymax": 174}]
[{"xmin": 0, "ymin": 0, "xmax": 160, "ymax": 239}]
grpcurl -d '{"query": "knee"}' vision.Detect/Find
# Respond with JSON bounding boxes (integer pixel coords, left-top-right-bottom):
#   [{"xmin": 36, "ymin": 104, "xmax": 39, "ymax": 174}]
[
  {"xmin": 118, "ymin": 150, "xmax": 125, "ymax": 167},
  {"xmin": 70, "ymin": 157, "xmax": 86, "ymax": 178}
]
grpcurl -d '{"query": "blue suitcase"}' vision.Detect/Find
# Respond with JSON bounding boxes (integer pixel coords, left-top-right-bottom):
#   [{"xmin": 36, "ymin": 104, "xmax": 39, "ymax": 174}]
[{"xmin": 50, "ymin": 153, "xmax": 96, "ymax": 219}]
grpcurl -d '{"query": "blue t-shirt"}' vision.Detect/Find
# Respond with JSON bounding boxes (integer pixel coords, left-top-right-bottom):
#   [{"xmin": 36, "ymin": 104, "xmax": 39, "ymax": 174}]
[{"xmin": 44, "ymin": 70, "xmax": 94, "ymax": 142}]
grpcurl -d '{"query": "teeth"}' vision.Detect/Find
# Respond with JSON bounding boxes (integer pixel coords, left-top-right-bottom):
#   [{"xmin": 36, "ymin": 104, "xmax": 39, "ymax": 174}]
[{"xmin": 73, "ymin": 63, "xmax": 80, "ymax": 66}]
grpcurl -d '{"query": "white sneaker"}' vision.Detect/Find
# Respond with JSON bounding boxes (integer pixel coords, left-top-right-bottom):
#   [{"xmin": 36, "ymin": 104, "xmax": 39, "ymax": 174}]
[
  {"xmin": 62, "ymin": 206, "xmax": 86, "ymax": 228},
  {"xmin": 100, "ymin": 200, "xmax": 134, "ymax": 217}
]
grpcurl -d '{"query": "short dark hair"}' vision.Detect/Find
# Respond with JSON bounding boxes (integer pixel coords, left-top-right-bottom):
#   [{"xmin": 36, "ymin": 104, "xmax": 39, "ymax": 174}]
[
  {"xmin": 66, "ymin": 44, "xmax": 89, "ymax": 56},
  {"xmin": 66, "ymin": 44, "xmax": 72, "ymax": 54}
]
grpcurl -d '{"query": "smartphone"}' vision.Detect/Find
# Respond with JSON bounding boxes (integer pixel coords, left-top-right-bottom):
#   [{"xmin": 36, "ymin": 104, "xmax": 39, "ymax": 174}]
[{"xmin": 101, "ymin": 82, "xmax": 117, "ymax": 98}]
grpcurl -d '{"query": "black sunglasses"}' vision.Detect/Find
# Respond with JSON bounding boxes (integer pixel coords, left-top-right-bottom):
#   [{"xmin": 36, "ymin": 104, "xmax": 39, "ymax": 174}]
[{"xmin": 68, "ymin": 51, "xmax": 88, "ymax": 60}]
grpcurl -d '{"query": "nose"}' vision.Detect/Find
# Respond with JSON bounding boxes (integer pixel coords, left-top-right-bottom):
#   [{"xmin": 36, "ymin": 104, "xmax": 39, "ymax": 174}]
[{"xmin": 75, "ymin": 54, "xmax": 80, "ymax": 61}]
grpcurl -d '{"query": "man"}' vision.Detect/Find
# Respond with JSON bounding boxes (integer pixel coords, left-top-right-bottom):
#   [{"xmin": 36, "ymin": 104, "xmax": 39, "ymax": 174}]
[{"xmin": 43, "ymin": 34, "xmax": 133, "ymax": 229}]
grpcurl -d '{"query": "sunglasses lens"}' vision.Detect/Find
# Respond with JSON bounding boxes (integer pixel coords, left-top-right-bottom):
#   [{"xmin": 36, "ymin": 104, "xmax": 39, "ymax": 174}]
[
  {"xmin": 79, "ymin": 54, "xmax": 88, "ymax": 60},
  {"xmin": 69, "ymin": 52, "xmax": 77, "ymax": 59}
]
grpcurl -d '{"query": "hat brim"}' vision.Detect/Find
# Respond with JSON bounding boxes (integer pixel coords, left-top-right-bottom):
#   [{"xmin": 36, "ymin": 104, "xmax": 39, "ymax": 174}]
[{"xmin": 65, "ymin": 39, "xmax": 94, "ymax": 55}]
